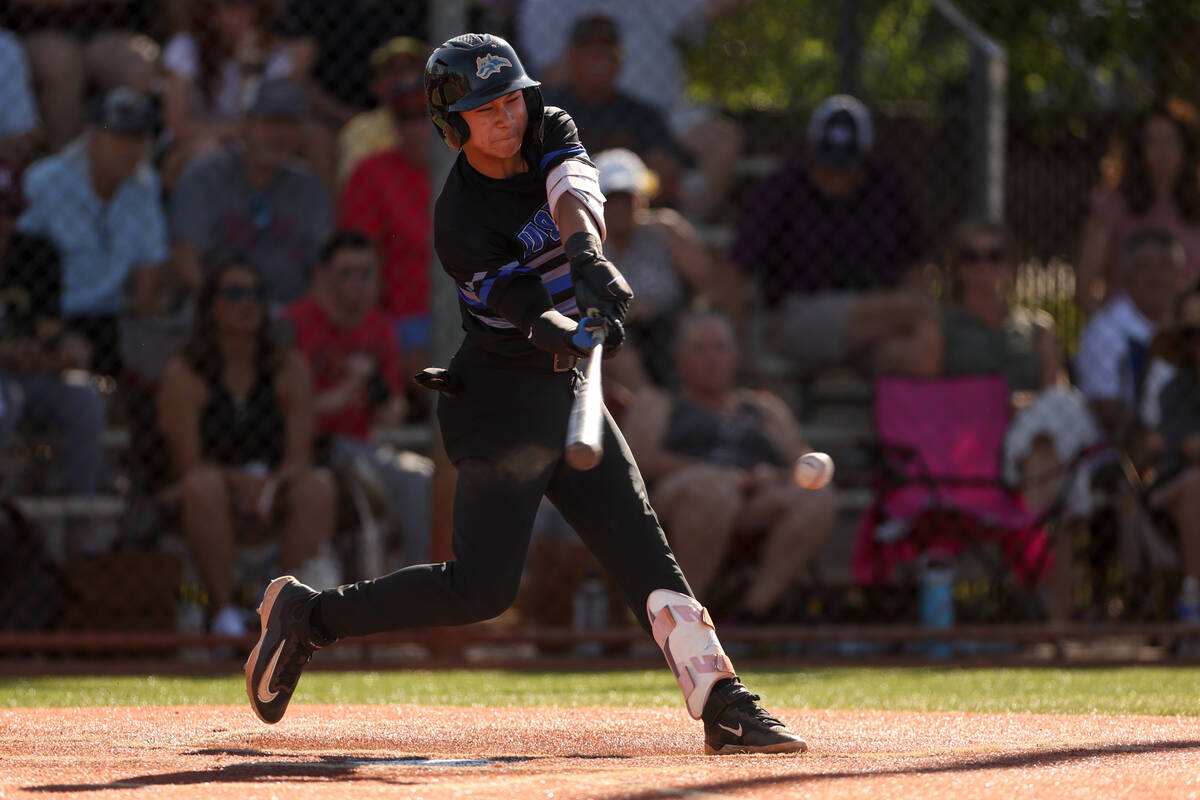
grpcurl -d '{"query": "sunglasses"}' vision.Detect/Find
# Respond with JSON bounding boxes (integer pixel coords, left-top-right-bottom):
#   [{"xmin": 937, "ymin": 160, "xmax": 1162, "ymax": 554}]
[
  {"xmin": 958, "ymin": 247, "xmax": 1007, "ymax": 265},
  {"xmin": 218, "ymin": 284, "xmax": 265, "ymax": 304},
  {"xmin": 333, "ymin": 266, "xmax": 376, "ymax": 284}
]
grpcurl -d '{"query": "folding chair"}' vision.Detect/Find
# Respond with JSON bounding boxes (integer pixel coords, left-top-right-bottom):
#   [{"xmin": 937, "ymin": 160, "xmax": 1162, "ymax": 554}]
[{"xmin": 850, "ymin": 374, "xmax": 1055, "ymax": 618}]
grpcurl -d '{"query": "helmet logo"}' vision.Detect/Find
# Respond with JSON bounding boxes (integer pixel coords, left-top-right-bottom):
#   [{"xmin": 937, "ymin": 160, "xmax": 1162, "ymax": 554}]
[{"xmin": 475, "ymin": 53, "xmax": 512, "ymax": 79}]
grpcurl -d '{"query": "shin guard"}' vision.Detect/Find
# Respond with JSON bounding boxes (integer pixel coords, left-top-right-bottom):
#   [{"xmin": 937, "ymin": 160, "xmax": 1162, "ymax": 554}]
[{"xmin": 646, "ymin": 589, "xmax": 736, "ymax": 719}]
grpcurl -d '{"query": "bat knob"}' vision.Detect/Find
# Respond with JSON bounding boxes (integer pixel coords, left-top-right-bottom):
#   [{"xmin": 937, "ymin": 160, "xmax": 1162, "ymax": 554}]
[{"xmin": 565, "ymin": 442, "xmax": 602, "ymax": 470}]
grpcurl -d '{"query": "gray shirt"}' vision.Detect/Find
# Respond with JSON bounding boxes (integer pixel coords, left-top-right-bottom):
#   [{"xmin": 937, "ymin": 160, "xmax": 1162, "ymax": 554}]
[{"xmin": 169, "ymin": 145, "xmax": 332, "ymax": 304}]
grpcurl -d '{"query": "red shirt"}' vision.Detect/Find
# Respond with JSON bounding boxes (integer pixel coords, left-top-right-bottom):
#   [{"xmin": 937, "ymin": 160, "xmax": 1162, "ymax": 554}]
[
  {"xmin": 338, "ymin": 150, "xmax": 432, "ymax": 318},
  {"xmin": 284, "ymin": 297, "xmax": 402, "ymax": 441}
]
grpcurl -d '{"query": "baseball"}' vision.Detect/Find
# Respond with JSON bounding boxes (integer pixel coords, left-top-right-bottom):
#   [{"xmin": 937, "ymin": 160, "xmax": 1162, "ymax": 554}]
[{"xmin": 793, "ymin": 451, "xmax": 835, "ymax": 490}]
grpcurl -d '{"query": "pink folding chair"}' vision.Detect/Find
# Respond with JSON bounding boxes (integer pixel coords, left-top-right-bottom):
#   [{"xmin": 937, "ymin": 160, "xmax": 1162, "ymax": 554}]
[{"xmin": 851, "ymin": 374, "xmax": 1054, "ymax": 589}]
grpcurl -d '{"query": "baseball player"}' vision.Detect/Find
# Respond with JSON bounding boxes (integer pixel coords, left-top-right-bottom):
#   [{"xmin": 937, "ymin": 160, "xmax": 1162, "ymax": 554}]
[{"xmin": 244, "ymin": 33, "xmax": 806, "ymax": 756}]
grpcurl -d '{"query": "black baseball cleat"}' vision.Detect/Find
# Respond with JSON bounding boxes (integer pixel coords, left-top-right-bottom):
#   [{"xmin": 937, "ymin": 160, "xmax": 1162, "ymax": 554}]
[
  {"xmin": 702, "ymin": 680, "xmax": 808, "ymax": 755},
  {"xmin": 244, "ymin": 575, "xmax": 332, "ymax": 724}
]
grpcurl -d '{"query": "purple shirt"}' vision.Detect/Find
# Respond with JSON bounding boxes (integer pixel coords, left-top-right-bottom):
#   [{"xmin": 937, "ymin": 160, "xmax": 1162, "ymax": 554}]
[{"xmin": 732, "ymin": 157, "xmax": 924, "ymax": 306}]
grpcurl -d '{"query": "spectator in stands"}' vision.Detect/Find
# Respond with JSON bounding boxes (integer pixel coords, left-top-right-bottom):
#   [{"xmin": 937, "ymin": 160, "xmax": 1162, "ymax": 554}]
[
  {"xmin": 277, "ymin": 0, "xmax": 426, "ymax": 187},
  {"xmin": 0, "ymin": 161, "xmax": 106, "ymax": 553},
  {"xmin": 285, "ymin": 231, "xmax": 432, "ymax": 566},
  {"xmin": 158, "ymin": 256, "xmax": 337, "ymax": 637},
  {"xmin": 937, "ymin": 218, "xmax": 1102, "ymax": 622},
  {"xmin": 170, "ymin": 78, "xmax": 333, "ymax": 308},
  {"xmin": 1077, "ymin": 99, "xmax": 1200, "ymax": 316},
  {"xmin": 1075, "ymin": 227, "xmax": 1185, "ymax": 439},
  {"xmin": 623, "ymin": 308, "xmax": 836, "ymax": 621},
  {"xmin": 17, "ymin": 87, "xmax": 165, "ymax": 375},
  {"xmin": 594, "ymin": 148, "xmax": 714, "ymax": 391},
  {"xmin": 541, "ymin": 14, "xmax": 686, "ymax": 208},
  {"xmin": 733, "ymin": 94, "xmax": 939, "ymax": 379},
  {"xmin": 1147, "ymin": 285, "xmax": 1200, "ymax": 628},
  {"xmin": 3, "ymin": 0, "xmax": 159, "ymax": 151},
  {"xmin": 336, "ymin": 36, "xmax": 428, "ymax": 186},
  {"xmin": 161, "ymin": 0, "xmax": 296, "ymax": 188},
  {"xmin": 517, "ymin": 0, "xmax": 747, "ymax": 219},
  {"xmin": 0, "ymin": 28, "xmax": 42, "ymax": 167},
  {"xmin": 337, "ymin": 68, "xmax": 431, "ymax": 385}
]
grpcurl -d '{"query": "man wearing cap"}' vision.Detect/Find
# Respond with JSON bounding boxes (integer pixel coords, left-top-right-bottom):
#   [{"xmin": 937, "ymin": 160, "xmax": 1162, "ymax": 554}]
[
  {"xmin": 336, "ymin": 37, "xmax": 429, "ymax": 185},
  {"xmin": 170, "ymin": 78, "xmax": 332, "ymax": 307},
  {"xmin": 17, "ymin": 86, "xmax": 166, "ymax": 375},
  {"xmin": 0, "ymin": 160, "xmax": 106, "ymax": 552},
  {"xmin": 732, "ymin": 94, "xmax": 939, "ymax": 379}
]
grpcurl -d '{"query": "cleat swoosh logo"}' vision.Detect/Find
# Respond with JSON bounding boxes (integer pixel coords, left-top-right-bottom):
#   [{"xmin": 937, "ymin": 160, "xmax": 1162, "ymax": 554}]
[
  {"xmin": 718, "ymin": 722, "xmax": 743, "ymax": 738},
  {"xmin": 256, "ymin": 642, "xmax": 285, "ymax": 704}
]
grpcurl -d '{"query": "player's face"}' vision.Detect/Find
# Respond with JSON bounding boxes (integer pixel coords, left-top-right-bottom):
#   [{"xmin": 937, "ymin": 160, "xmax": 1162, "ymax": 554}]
[
  {"xmin": 461, "ymin": 91, "xmax": 527, "ymax": 162},
  {"xmin": 327, "ymin": 247, "xmax": 379, "ymax": 321},
  {"xmin": 676, "ymin": 317, "xmax": 738, "ymax": 395}
]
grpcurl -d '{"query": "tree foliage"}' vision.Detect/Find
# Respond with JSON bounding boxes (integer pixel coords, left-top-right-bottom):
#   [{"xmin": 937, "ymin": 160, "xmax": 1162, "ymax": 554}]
[{"xmin": 687, "ymin": 0, "xmax": 1200, "ymax": 131}]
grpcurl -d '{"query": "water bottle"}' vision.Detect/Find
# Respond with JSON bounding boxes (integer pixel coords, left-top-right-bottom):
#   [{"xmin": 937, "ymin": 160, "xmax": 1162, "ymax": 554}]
[
  {"xmin": 572, "ymin": 574, "xmax": 608, "ymax": 657},
  {"xmin": 919, "ymin": 551, "xmax": 955, "ymax": 659}
]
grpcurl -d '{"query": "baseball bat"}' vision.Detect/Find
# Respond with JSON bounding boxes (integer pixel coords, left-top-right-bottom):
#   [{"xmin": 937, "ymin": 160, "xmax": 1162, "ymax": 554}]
[{"xmin": 565, "ymin": 328, "xmax": 605, "ymax": 470}]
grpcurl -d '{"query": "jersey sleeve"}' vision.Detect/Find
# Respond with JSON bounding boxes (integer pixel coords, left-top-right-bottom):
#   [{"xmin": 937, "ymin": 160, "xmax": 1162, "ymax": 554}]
[{"xmin": 537, "ymin": 108, "xmax": 593, "ymax": 175}]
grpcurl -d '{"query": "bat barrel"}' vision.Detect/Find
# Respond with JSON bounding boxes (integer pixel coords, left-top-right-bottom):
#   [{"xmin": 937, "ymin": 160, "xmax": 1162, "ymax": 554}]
[{"xmin": 565, "ymin": 339, "xmax": 605, "ymax": 470}]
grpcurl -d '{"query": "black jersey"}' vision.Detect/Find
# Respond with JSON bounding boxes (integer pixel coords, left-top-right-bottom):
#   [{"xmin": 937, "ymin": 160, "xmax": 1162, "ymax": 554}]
[{"xmin": 434, "ymin": 107, "xmax": 593, "ymax": 357}]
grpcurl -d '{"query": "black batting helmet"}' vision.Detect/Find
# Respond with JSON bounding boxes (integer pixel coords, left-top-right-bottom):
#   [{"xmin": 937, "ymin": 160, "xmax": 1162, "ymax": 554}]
[{"xmin": 424, "ymin": 33, "xmax": 543, "ymax": 148}]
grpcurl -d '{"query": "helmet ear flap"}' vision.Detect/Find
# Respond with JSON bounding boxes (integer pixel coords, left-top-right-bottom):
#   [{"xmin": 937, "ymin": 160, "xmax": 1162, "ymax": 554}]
[
  {"xmin": 448, "ymin": 112, "xmax": 470, "ymax": 144},
  {"xmin": 430, "ymin": 108, "xmax": 470, "ymax": 150}
]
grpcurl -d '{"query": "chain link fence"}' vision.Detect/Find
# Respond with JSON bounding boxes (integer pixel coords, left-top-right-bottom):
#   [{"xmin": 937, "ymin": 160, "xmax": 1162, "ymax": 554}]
[{"xmin": 1, "ymin": 0, "xmax": 1198, "ymax": 662}]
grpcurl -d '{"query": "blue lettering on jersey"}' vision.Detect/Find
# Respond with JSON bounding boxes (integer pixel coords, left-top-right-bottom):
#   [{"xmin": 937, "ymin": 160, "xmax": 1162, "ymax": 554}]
[{"xmin": 515, "ymin": 203, "xmax": 561, "ymax": 258}]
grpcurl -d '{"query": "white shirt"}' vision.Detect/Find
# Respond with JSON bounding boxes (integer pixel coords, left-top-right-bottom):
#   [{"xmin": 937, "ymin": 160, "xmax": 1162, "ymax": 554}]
[{"xmin": 1074, "ymin": 294, "xmax": 1155, "ymax": 405}]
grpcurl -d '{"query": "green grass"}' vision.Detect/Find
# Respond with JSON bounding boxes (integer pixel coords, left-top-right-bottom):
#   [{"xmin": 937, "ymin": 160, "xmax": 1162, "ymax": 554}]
[{"xmin": 3, "ymin": 667, "xmax": 1199, "ymax": 716}]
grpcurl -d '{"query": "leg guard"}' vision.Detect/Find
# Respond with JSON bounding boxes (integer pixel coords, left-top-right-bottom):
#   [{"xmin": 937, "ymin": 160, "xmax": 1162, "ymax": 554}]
[{"xmin": 647, "ymin": 589, "xmax": 737, "ymax": 719}]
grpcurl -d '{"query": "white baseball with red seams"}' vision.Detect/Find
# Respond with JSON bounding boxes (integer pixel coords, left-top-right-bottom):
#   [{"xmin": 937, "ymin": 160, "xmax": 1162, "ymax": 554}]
[{"xmin": 793, "ymin": 451, "xmax": 835, "ymax": 490}]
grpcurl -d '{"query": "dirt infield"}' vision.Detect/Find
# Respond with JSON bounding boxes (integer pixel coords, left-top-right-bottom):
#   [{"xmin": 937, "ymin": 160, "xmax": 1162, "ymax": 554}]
[{"xmin": 2, "ymin": 704, "xmax": 1198, "ymax": 799}]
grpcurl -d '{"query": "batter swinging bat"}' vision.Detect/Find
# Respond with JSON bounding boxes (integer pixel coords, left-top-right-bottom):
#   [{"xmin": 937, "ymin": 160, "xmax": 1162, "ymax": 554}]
[{"xmin": 565, "ymin": 325, "xmax": 605, "ymax": 470}]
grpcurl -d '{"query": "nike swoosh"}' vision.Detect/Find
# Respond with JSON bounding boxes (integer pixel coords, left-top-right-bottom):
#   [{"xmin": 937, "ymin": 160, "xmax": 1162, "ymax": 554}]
[
  {"xmin": 718, "ymin": 722, "xmax": 743, "ymax": 738},
  {"xmin": 256, "ymin": 642, "xmax": 285, "ymax": 704}
]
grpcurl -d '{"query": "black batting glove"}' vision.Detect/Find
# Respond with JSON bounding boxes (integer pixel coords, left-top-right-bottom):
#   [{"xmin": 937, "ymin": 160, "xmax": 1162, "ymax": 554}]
[{"xmin": 564, "ymin": 231, "xmax": 634, "ymax": 326}]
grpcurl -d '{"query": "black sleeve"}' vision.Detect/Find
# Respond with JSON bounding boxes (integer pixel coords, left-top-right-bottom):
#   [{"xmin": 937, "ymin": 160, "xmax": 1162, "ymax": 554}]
[{"xmin": 535, "ymin": 107, "xmax": 594, "ymax": 176}]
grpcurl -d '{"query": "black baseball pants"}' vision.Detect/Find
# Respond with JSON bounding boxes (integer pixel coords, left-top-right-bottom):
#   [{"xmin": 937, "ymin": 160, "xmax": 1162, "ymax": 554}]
[{"xmin": 316, "ymin": 340, "xmax": 693, "ymax": 638}]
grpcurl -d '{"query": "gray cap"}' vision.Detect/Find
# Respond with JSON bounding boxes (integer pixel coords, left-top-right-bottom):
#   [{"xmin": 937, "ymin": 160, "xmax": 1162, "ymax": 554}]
[
  {"xmin": 97, "ymin": 87, "xmax": 156, "ymax": 135},
  {"xmin": 808, "ymin": 94, "xmax": 873, "ymax": 169},
  {"xmin": 247, "ymin": 79, "xmax": 308, "ymax": 119}
]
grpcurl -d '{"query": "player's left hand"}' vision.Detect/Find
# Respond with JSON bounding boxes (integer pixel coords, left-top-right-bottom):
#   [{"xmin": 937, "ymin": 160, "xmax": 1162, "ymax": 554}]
[{"xmin": 564, "ymin": 232, "xmax": 634, "ymax": 325}]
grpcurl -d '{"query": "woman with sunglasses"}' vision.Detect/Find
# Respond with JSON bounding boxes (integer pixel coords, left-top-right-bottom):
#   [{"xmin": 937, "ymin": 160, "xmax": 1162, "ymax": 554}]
[
  {"xmin": 157, "ymin": 257, "xmax": 337, "ymax": 638},
  {"xmin": 940, "ymin": 219, "xmax": 1102, "ymax": 621},
  {"xmin": 941, "ymin": 219, "xmax": 1064, "ymax": 394}
]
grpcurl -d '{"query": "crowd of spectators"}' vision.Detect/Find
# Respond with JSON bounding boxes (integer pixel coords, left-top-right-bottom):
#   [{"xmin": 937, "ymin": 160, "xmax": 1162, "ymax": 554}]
[{"xmin": 0, "ymin": 0, "xmax": 1198, "ymax": 640}]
